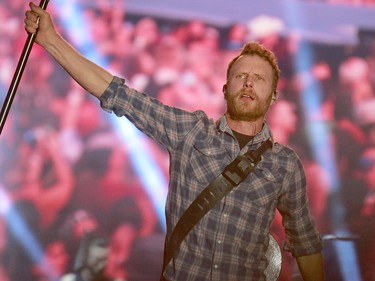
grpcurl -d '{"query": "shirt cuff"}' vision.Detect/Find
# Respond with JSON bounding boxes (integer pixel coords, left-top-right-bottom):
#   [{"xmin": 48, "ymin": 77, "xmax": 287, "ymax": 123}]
[{"xmin": 99, "ymin": 76, "xmax": 125, "ymax": 113}]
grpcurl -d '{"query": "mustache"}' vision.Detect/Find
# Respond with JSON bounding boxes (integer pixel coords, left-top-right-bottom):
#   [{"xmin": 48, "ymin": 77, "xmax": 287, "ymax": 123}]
[{"xmin": 224, "ymin": 88, "xmax": 257, "ymax": 102}]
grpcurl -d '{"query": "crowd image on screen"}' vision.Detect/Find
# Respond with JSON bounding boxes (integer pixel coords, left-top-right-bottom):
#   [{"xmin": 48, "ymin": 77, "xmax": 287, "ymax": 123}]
[{"xmin": 0, "ymin": 0, "xmax": 375, "ymax": 280}]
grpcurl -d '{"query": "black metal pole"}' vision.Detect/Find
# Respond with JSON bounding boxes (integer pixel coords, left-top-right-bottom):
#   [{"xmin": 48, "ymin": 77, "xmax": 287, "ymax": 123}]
[{"xmin": 0, "ymin": 0, "xmax": 50, "ymax": 135}]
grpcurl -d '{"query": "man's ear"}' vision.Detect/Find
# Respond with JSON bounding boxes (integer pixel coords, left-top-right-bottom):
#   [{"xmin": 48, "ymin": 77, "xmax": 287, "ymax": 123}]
[
  {"xmin": 271, "ymin": 90, "xmax": 278, "ymax": 103},
  {"xmin": 223, "ymin": 84, "xmax": 228, "ymax": 99}
]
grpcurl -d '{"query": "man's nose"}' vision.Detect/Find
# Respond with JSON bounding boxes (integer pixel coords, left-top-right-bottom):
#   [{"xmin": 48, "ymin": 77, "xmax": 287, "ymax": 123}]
[{"xmin": 244, "ymin": 77, "xmax": 253, "ymax": 88}]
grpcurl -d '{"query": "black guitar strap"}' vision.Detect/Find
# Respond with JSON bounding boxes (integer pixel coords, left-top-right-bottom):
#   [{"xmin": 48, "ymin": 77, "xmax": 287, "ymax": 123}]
[{"xmin": 161, "ymin": 137, "xmax": 273, "ymax": 279}]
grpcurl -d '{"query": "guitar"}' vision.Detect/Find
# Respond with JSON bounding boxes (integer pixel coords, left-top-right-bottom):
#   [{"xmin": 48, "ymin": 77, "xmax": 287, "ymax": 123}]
[{"xmin": 264, "ymin": 234, "xmax": 282, "ymax": 281}]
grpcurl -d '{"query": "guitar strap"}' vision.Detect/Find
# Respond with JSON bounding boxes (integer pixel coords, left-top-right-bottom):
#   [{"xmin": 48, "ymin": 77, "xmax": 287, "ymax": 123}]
[{"xmin": 161, "ymin": 137, "xmax": 273, "ymax": 280}]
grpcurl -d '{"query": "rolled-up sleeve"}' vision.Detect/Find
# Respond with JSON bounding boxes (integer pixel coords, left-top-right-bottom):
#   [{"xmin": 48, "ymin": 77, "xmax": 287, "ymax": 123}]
[
  {"xmin": 99, "ymin": 76, "xmax": 138, "ymax": 116},
  {"xmin": 277, "ymin": 150, "xmax": 323, "ymax": 257}
]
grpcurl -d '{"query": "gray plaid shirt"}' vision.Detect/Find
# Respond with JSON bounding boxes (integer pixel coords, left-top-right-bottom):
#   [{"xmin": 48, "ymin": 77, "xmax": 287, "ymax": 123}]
[{"xmin": 100, "ymin": 76, "xmax": 323, "ymax": 281}]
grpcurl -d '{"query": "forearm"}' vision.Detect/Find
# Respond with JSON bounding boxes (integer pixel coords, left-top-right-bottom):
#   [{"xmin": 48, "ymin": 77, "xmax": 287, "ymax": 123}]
[
  {"xmin": 26, "ymin": 2, "xmax": 113, "ymax": 98},
  {"xmin": 296, "ymin": 252, "xmax": 325, "ymax": 281},
  {"xmin": 43, "ymin": 33, "xmax": 113, "ymax": 98}
]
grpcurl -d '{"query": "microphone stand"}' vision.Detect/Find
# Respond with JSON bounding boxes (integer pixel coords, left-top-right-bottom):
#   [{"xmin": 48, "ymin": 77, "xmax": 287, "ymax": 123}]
[{"xmin": 0, "ymin": 0, "xmax": 50, "ymax": 135}]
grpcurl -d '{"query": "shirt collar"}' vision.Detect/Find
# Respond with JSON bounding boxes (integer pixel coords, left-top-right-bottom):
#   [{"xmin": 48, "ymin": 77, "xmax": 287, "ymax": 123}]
[{"xmin": 216, "ymin": 115, "xmax": 274, "ymax": 145}]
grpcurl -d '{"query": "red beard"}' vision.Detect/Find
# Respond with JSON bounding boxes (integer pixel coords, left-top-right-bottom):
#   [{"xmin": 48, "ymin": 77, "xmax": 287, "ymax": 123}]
[{"xmin": 225, "ymin": 89, "xmax": 271, "ymax": 121}]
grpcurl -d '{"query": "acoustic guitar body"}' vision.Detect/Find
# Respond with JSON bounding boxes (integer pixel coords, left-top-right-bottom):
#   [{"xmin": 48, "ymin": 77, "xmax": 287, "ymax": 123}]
[{"xmin": 264, "ymin": 234, "xmax": 282, "ymax": 281}]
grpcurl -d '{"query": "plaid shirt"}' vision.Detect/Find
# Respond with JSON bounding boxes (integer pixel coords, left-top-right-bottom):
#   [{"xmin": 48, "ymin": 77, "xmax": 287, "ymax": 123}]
[{"xmin": 100, "ymin": 77, "xmax": 323, "ymax": 281}]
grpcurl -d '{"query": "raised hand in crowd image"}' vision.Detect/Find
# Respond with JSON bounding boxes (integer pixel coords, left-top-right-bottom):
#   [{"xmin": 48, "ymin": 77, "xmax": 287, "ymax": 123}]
[{"xmin": 24, "ymin": 2, "xmax": 325, "ymax": 281}]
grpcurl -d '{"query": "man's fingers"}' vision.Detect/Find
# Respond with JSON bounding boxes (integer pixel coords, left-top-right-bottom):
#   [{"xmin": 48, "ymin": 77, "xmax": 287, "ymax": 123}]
[
  {"xmin": 24, "ymin": 10, "xmax": 40, "ymax": 34},
  {"xmin": 29, "ymin": 2, "xmax": 45, "ymax": 19},
  {"xmin": 25, "ymin": 12, "xmax": 39, "ymax": 27},
  {"xmin": 29, "ymin": 2, "xmax": 47, "ymax": 15},
  {"xmin": 24, "ymin": 18, "xmax": 38, "ymax": 32},
  {"xmin": 29, "ymin": 2, "xmax": 40, "ymax": 11},
  {"xmin": 25, "ymin": 10, "xmax": 38, "ymax": 22}
]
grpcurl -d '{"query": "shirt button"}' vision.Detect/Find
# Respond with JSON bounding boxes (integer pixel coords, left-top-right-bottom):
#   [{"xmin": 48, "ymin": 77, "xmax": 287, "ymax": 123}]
[
  {"xmin": 217, "ymin": 240, "xmax": 222, "ymax": 244},
  {"xmin": 223, "ymin": 214, "xmax": 228, "ymax": 218},
  {"xmin": 214, "ymin": 264, "xmax": 218, "ymax": 269}
]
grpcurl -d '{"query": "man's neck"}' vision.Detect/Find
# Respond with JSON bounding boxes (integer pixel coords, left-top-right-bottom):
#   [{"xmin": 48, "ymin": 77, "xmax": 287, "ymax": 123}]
[
  {"xmin": 232, "ymin": 130, "xmax": 255, "ymax": 149},
  {"xmin": 226, "ymin": 114, "xmax": 264, "ymax": 136}
]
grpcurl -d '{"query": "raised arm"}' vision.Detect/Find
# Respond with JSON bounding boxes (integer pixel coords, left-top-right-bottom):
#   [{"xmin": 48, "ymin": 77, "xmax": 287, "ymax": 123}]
[{"xmin": 24, "ymin": 2, "xmax": 113, "ymax": 98}]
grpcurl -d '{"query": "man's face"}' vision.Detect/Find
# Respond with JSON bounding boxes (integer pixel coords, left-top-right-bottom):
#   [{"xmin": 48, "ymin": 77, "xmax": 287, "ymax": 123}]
[{"xmin": 224, "ymin": 54, "xmax": 275, "ymax": 122}]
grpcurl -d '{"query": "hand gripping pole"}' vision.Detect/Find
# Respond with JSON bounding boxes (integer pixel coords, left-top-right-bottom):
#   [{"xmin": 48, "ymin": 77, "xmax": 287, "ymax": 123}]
[{"xmin": 0, "ymin": 0, "xmax": 50, "ymax": 134}]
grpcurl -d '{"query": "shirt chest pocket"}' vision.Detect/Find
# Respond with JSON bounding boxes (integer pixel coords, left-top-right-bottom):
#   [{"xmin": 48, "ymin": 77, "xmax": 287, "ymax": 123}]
[
  {"xmin": 185, "ymin": 141, "xmax": 228, "ymax": 184},
  {"xmin": 242, "ymin": 168, "xmax": 283, "ymax": 208}
]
